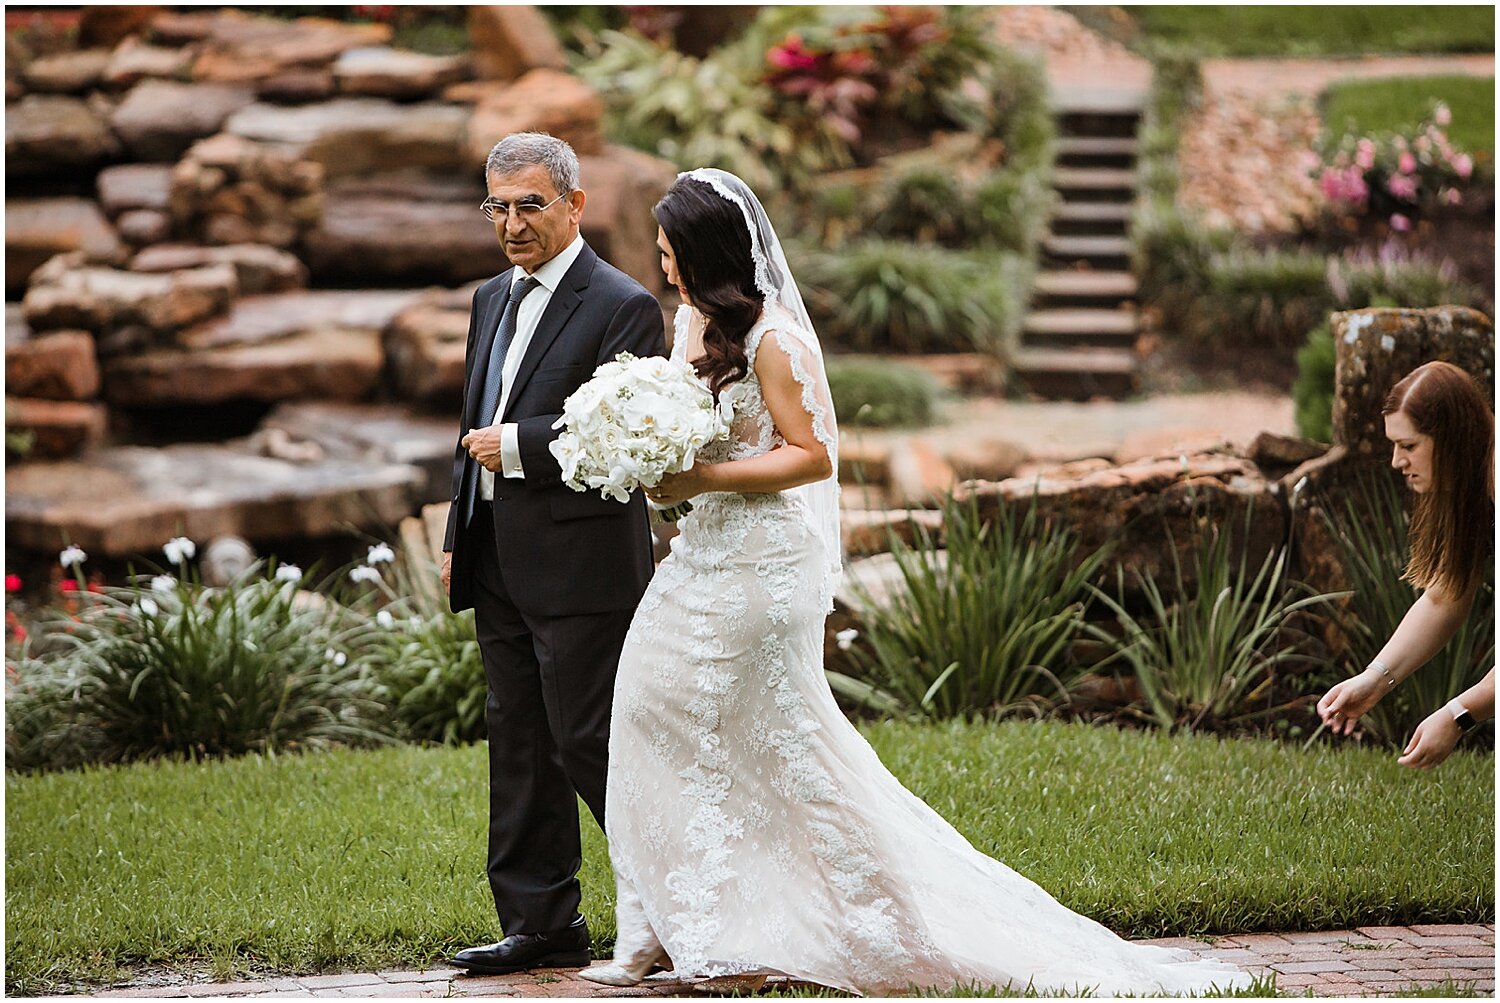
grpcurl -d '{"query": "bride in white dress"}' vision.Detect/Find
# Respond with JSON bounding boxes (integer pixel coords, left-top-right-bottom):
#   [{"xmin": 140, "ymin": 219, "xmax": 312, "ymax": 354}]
[{"xmin": 581, "ymin": 168, "xmax": 1253, "ymax": 997}]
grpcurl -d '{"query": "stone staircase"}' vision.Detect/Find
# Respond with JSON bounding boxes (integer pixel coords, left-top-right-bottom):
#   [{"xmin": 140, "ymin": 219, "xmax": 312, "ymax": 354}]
[{"xmin": 1013, "ymin": 85, "xmax": 1146, "ymax": 400}]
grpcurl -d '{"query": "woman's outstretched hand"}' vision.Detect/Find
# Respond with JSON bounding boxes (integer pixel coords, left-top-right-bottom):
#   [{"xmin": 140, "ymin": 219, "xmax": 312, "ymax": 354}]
[
  {"xmin": 1397, "ymin": 708, "xmax": 1463, "ymax": 769},
  {"xmin": 1316, "ymin": 669, "xmax": 1388, "ymax": 735}
]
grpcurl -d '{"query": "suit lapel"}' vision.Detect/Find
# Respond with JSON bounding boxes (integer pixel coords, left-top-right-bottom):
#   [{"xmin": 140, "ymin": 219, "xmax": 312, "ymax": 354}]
[
  {"xmin": 502, "ymin": 245, "xmax": 597, "ymax": 422},
  {"xmin": 464, "ymin": 270, "xmax": 512, "ymax": 430}
]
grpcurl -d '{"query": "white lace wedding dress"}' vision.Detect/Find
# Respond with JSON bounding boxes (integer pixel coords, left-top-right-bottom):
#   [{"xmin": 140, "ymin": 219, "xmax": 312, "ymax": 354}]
[{"xmin": 601, "ymin": 306, "xmax": 1252, "ymax": 997}]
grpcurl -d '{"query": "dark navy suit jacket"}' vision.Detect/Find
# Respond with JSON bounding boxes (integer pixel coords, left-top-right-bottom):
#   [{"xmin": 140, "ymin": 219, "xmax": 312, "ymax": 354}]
[{"xmin": 444, "ymin": 242, "xmax": 666, "ymax": 617}]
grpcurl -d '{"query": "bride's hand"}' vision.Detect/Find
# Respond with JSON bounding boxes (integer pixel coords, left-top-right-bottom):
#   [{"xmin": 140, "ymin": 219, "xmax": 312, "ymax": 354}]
[{"xmin": 647, "ymin": 468, "xmax": 710, "ymax": 506}]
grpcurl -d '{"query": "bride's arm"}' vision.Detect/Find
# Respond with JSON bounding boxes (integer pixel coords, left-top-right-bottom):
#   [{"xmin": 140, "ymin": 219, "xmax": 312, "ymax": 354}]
[{"xmin": 647, "ymin": 333, "xmax": 832, "ymax": 504}]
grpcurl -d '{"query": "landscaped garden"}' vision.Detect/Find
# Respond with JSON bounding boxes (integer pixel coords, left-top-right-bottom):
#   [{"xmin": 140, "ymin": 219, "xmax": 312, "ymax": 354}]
[{"xmin": 5, "ymin": 4, "xmax": 1495, "ymax": 998}]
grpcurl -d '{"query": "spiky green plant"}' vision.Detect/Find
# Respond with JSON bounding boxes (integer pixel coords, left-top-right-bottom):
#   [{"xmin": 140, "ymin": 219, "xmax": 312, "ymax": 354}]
[
  {"xmin": 1086, "ymin": 520, "xmax": 1344, "ymax": 732},
  {"xmin": 836, "ymin": 495, "xmax": 1107, "ymax": 720},
  {"xmin": 6, "ymin": 562, "xmax": 389, "ymax": 771}
]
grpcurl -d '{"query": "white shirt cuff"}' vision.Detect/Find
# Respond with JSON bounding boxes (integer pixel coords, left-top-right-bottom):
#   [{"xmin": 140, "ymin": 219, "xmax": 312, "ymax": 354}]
[{"xmin": 500, "ymin": 422, "xmax": 525, "ymax": 478}]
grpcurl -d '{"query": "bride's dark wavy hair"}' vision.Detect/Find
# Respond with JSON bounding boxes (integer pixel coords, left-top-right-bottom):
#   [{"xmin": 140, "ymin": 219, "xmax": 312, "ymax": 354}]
[{"xmin": 653, "ymin": 177, "xmax": 762, "ymax": 396}]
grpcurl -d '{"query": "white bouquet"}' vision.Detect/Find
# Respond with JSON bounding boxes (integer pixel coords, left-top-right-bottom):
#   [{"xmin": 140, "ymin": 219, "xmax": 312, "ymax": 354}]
[{"xmin": 549, "ymin": 352, "xmax": 731, "ymax": 520}]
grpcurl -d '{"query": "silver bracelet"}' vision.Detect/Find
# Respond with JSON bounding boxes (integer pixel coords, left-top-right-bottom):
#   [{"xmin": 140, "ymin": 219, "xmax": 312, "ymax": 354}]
[{"xmin": 1368, "ymin": 659, "xmax": 1397, "ymax": 687}]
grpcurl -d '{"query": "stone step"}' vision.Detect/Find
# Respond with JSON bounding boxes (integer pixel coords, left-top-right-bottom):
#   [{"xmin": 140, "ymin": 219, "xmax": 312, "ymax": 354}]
[
  {"xmin": 5, "ymin": 440, "xmax": 424, "ymax": 557},
  {"xmin": 1033, "ymin": 270, "xmax": 1139, "ymax": 303},
  {"xmin": 1042, "ymin": 235, "xmax": 1133, "ymax": 269},
  {"xmin": 1057, "ymin": 111, "xmax": 1141, "ymax": 140},
  {"xmin": 1051, "ymin": 85, "xmax": 1149, "ymax": 117},
  {"xmin": 1056, "ymin": 136, "xmax": 1139, "ymax": 158},
  {"xmin": 1054, "ymin": 167, "xmax": 1137, "ymax": 192},
  {"xmin": 1012, "ymin": 346, "xmax": 1138, "ymax": 401},
  {"xmin": 1050, "ymin": 201, "xmax": 1132, "ymax": 237},
  {"xmin": 1053, "ymin": 202, "xmax": 1134, "ymax": 224},
  {"xmin": 1024, "ymin": 308, "xmax": 1139, "ymax": 337}
]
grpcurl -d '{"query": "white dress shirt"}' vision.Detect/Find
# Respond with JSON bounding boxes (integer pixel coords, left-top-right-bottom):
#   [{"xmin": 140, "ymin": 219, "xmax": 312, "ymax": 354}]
[{"xmin": 479, "ymin": 233, "xmax": 586, "ymax": 500}]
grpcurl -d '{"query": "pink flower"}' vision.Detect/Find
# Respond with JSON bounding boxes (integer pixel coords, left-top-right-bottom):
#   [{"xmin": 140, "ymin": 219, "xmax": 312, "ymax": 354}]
[
  {"xmin": 1355, "ymin": 140, "xmax": 1376, "ymax": 171},
  {"xmin": 1386, "ymin": 173, "xmax": 1418, "ymax": 200},
  {"xmin": 1443, "ymin": 187, "xmax": 1463, "ymax": 205},
  {"xmin": 1453, "ymin": 153, "xmax": 1473, "ymax": 179},
  {"xmin": 4, "ymin": 574, "xmax": 19, "ymax": 593},
  {"xmin": 1435, "ymin": 103, "xmax": 1452, "ymax": 126},
  {"xmin": 1390, "ymin": 213, "xmax": 1412, "ymax": 232},
  {"xmin": 1299, "ymin": 149, "xmax": 1322, "ymax": 172},
  {"xmin": 1398, "ymin": 152, "xmax": 1417, "ymax": 174}
]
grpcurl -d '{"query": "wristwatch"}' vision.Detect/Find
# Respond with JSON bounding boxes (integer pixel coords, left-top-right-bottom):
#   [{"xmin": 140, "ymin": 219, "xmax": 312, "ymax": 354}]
[{"xmin": 1445, "ymin": 698, "xmax": 1478, "ymax": 733}]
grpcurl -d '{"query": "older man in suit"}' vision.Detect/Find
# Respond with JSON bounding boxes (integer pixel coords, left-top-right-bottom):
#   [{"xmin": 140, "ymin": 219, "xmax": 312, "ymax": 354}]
[{"xmin": 443, "ymin": 132, "xmax": 665, "ymax": 975}]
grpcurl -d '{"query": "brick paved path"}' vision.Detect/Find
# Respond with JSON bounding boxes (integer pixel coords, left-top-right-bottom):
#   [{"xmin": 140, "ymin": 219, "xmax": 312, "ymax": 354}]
[{"xmin": 85, "ymin": 924, "xmax": 1494, "ymax": 999}]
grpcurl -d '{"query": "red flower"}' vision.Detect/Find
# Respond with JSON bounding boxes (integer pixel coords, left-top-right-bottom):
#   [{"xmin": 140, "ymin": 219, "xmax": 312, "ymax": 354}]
[
  {"xmin": 768, "ymin": 37, "xmax": 819, "ymax": 72},
  {"xmin": 60, "ymin": 580, "xmax": 78, "ymax": 593},
  {"xmin": 4, "ymin": 574, "xmax": 20, "ymax": 593}
]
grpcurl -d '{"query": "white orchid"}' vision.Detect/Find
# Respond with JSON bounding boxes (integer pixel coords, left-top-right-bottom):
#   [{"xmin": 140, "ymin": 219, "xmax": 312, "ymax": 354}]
[
  {"xmin": 366, "ymin": 543, "xmax": 395, "ymax": 565},
  {"xmin": 835, "ymin": 628, "xmax": 859, "ymax": 651},
  {"xmin": 325, "ymin": 648, "xmax": 347, "ymax": 667},
  {"xmin": 549, "ymin": 352, "xmax": 732, "ymax": 513},
  {"xmin": 275, "ymin": 564, "xmax": 303, "ymax": 582},
  {"xmin": 376, "ymin": 610, "xmax": 395, "ymax": 629},
  {"xmin": 349, "ymin": 566, "xmax": 382, "ymax": 584},
  {"xmin": 138, "ymin": 597, "xmax": 159, "ymax": 617},
  {"xmin": 59, "ymin": 545, "xmax": 87, "ymax": 568},
  {"xmin": 150, "ymin": 575, "xmax": 177, "ymax": 594},
  {"xmin": 163, "ymin": 537, "xmax": 196, "ymax": 565}
]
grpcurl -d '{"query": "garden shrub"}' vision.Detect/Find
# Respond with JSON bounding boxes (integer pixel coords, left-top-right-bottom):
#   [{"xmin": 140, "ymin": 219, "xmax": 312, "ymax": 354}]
[
  {"xmin": 826, "ymin": 356, "xmax": 939, "ymax": 428},
  {"xmin": 1292, "ymin": 323, "xmax": 1336, "ymax": 442},
  {"xmin": 836, "ymin": 494, "xmax": 1108, "ymax": 720},
  {"xmin": 361, "ymin": 557, "xmax": 488, "ymax": 746},
  {"xmin": 6, "ymin": 560, "xmax": 390, "ymax": 772},
  {"xmin": 795, "ymin": 240, "xmax": 1029, "ymax": 358},
  {"xmin": 1086, "ymin": 517, "xmax": 1341, "ymax": 733},
  {"xmin": 1321, "ymin": 472, "xmax": 1496, "ymax": 748}
]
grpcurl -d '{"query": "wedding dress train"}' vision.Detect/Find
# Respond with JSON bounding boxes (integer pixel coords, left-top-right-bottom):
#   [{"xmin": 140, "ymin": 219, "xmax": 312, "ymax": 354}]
[{"xmin": 599, "ymin": 306, "xmax": 1253, "ymax": 997}]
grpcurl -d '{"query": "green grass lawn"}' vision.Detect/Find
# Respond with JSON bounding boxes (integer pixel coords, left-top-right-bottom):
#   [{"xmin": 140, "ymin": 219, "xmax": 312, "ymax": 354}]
[
  {"xmin": 6, "ymin": 721, "xmax": 1494, "ymax": 995},
  {"xmin": 1321, "ymin": 74, "xmax": 1496, "ymax": 159},
  {"xmin": 1124, "ymin": 6, "xmax": 1495, "ymax": 57}
]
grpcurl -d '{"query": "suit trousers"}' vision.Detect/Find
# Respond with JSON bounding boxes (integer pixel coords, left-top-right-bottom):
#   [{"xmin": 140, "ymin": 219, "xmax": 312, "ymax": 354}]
[{"xmin": 469, "ymin": 501, "xmax": 634, "ymax": 935}]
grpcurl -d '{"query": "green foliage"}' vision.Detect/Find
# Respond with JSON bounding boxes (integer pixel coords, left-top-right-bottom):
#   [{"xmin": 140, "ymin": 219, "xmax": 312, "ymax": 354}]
[
  {"xmin": 825, "ymin": 356, "xmax": 939, "ymax": 428},
  {"xmin": 1086, "ymin": 522, "xmax": 1342, "ymax": 732},
  {"xmin": 1190, "ymin": 247, "xmax": 1479, "ymax": 349},
  {"xmin": 973, "ymin": 45, "xmax": 1055, "ymax": 173},
  {"xmin": 873, "ymin": 166, "xmax": 968, "ymax": 245},
  {"xmin": 839, "ymin": 496, "xmax": 1107, "ymax": 720},
  {"xmin": 7, "ymin": 722, "xmax": 1492, "ymax": 993},
  {"xmin": 360, "ymin": 558, "xmax": 487, "ymax": 747},
  {"xmin": 5, "ymin": 564, "xmax": 390, "ymax": 771},
  {"xmin": 1320, "ymin": 472, "xmax": 1496, "ymax": 747},
  {"xmin": 1292, "ymin": 323, "xmax": 1337, "ymax": 443},
  {"xmin": 795, "ymin": 240, "xmax": 1029, "ymax": 357},
  {"xmin": 1126, "ymin": 6, "xmax": 1495, "ymax": 58},
  {"xmin": 1131, "ymin": 201, "xmax": 1236, "ymax": 336},
  {"xmin": 575, "ymin": 29, "xmax": 844, "ymax": 193},
  {"xmin": 1322, "ymin": 75, "xmax": 1495, "ymax": 160}
]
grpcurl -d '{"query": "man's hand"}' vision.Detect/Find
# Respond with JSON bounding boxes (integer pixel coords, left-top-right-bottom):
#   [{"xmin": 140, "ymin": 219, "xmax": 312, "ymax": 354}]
[
  {"xmin": 1398, "ymin": 708, "xmax": 1463, "ymax": 769},
  {"xmin": 462, "ymin": 425, "xmax": 504, "ymax": 473},
  {"xmin": 441, "ymin": 551, "xmax": 452, "ymax": 597}
]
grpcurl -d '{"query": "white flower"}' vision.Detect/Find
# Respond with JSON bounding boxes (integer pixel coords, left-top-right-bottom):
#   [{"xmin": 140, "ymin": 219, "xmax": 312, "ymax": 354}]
[
  {"xmin": 376, "ymin": 610, "xmax": 395, "ymax": 629},
  {"xmin": 59, "ymin": 545, "xmax": 86, "ymax": 568},
  {"xmin": 275, "ymin": 564, "xmax": 303, "ymax": 582},
  {"xmin": 150, "ymin": 575, "xmax": 176, "ymax": 594},
  {"xmin": 163, "ymin": 536, "xmax": 196, "ymax": 565},
  {"xmin": 138, "ymin": 597, "xmax": 159, "ymax": 617},
  {"xmin": 549, "ymin": 353, "xmax": 731, "ymax": 504},
  {"xmin": 366, "ymin": 543, "xmax": 395, "ymax": 565},
  {"xmin": 325, "ymin": 648, "xmax": 347, "ymax": 667},
  {"xmin": 349, "ymin": 566, "xmax": 382, "ymax": 584},
  {"xmin": 835, "ymin": 628, "xmax": 859, "ymax": 651}
]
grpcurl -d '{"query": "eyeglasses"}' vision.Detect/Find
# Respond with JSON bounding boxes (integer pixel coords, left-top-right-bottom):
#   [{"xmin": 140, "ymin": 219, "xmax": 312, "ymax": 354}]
[{"xmin": 480, "ymin": 190, "xmax": 572, "ymax": 223}]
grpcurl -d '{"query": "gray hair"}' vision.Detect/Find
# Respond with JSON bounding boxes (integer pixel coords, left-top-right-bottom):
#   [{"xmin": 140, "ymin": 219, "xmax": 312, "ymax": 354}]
[{"xmin": 485, "ymin": 133, "xmax": 580, "ymax": 194}]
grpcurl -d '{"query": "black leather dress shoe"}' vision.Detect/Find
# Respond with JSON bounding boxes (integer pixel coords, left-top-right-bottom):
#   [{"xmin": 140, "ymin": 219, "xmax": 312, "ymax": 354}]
[{"xmin": 451, "ymin": 916, "xmax": 592, "ymax": 974}]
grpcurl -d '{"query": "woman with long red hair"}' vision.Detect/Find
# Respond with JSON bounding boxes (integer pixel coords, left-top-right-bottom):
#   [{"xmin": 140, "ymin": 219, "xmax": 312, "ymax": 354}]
[{"xmin": 1318, "ymin": 360, "xmax": 1495, "ymax": 767}]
